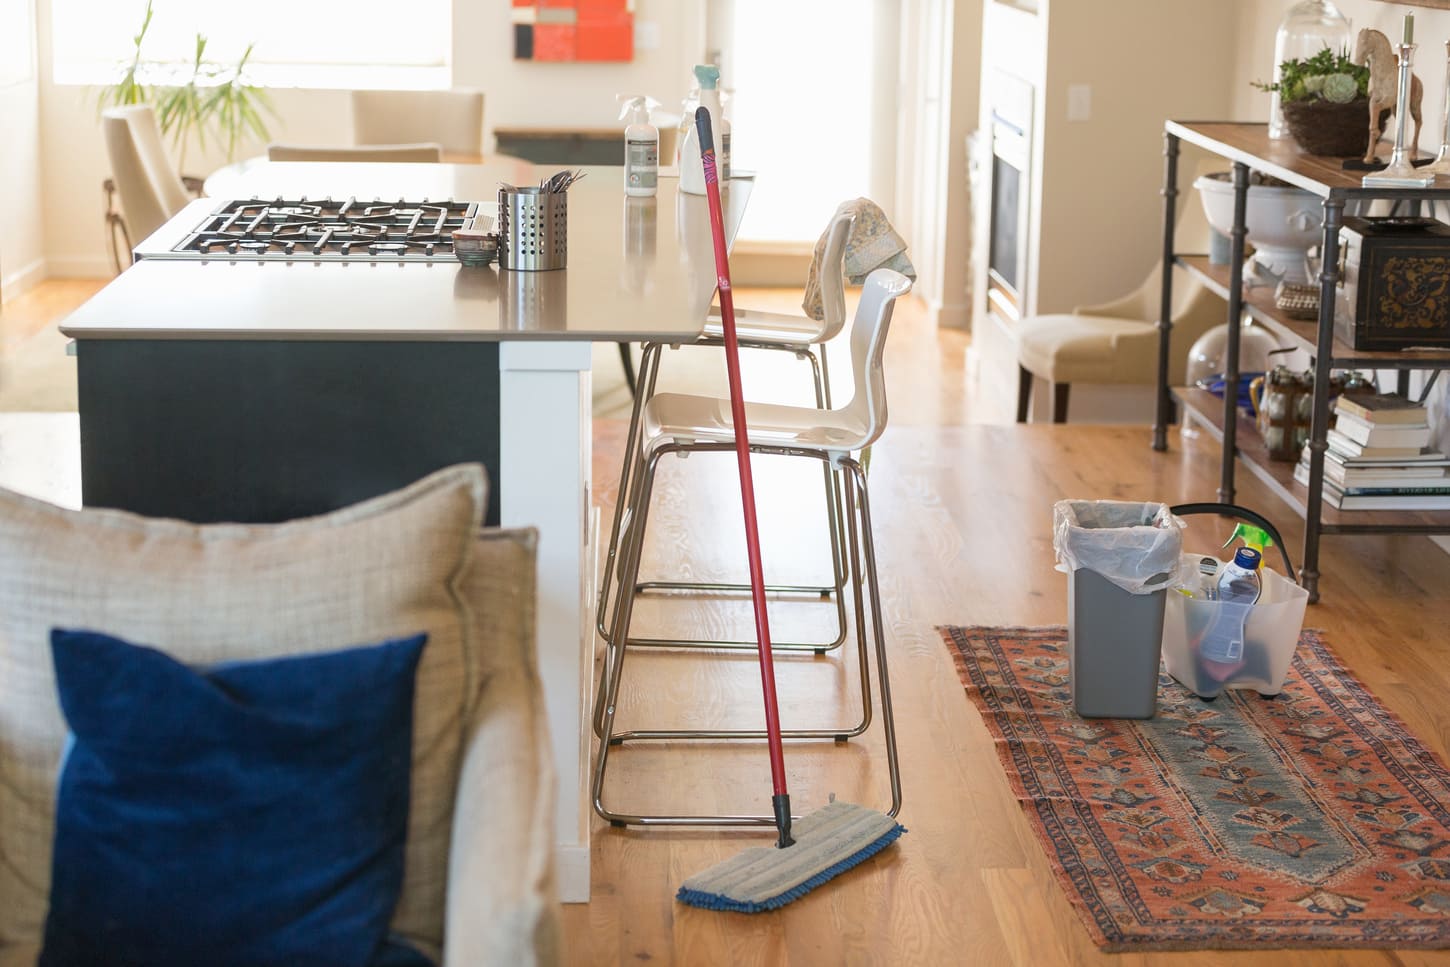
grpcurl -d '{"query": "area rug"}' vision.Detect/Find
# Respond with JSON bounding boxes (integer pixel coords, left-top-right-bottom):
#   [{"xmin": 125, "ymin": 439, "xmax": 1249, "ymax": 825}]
[{"xmin": 940, "ymin": 625, "xmax": 1450, "ymax": 950}]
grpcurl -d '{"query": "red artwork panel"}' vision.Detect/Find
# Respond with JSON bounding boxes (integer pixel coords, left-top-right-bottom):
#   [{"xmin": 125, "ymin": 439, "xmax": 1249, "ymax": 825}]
[
  {"xmin": 530, "ymin": 23, "xmax": 577, "ymax": 62},
  {"xmin": 576, "ymin": 14, "xmax": 632, "ymax": 61}
]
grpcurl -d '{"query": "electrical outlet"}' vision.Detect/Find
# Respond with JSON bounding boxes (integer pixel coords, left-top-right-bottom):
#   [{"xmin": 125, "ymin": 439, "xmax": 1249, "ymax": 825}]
[{"xmin": 1067, "ymin": 84, "xmax": 1091, "ymax": 122}]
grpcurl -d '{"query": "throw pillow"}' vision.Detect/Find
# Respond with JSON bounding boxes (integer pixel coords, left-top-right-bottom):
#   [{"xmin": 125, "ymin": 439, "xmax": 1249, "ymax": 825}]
[
  {"xmin": 0, "ymin": 463, "xmax": 487, "ymax": 955},
  {"xmin": 41, "ymin": 629, "xmax": 432, "ymax": 967}
]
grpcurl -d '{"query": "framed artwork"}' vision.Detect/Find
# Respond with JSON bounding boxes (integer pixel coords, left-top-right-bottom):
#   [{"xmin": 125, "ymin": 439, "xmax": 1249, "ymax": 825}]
[{"xmin": 512, "ymin": 0, "xmax": 634, "ymax": 62}]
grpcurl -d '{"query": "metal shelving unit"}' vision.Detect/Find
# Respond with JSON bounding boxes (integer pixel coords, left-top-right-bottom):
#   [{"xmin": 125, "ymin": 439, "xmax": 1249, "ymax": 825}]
[{"xmin": 1156, "ymin": 121, "xmax": 1450, "ymax": 602}]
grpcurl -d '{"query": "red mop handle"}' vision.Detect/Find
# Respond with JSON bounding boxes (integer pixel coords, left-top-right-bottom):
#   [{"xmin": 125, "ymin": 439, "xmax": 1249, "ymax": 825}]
[{"xmin": 695, "ymin": 108, "xmax": 789, "ymax": 801}]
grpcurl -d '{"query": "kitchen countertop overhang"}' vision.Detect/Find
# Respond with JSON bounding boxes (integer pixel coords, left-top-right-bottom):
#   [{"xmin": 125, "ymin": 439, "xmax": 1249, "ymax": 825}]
[{"xmin": 62, "ymin": 162, "xmax": 753, "ymax": 342}]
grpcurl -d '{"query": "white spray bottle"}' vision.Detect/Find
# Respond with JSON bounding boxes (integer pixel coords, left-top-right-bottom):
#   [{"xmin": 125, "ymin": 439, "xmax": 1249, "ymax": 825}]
[
  {"xmin": 617, "ymin": 94, "xmax": 660, "ymax": 198},
  {"xmin": 679, "ymin": 64, "xmax": 723, "ymax": 195}
]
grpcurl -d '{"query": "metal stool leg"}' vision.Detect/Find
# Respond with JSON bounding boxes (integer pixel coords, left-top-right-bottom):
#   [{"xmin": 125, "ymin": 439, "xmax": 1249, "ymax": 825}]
[
  {"xmin": 593, "ymin": 444, "xmax": 867, "ymax": 741},
  {"xmin": 621, "ymin": 345, "xmax": 851, "ymax": 654},
  {"xmin": 592, "ymin": 445, "xmax": 901, "ymax": 826}
]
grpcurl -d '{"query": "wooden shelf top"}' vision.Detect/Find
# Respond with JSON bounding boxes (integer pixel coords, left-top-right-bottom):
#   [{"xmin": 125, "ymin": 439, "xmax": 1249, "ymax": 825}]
[
  {"xmin": 1173, "ymin": 386, "xmax": 1450, "ymax": 531},
  {"xmin": 1167, "ymin": 121, "xmax": 1450, "ymax": 200}
]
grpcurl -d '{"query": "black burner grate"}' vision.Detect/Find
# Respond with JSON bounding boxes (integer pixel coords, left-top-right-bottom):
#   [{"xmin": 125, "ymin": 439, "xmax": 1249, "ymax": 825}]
[{"xmin": 165, "ymin": 198, "xmax": 481, "ymax": 262}]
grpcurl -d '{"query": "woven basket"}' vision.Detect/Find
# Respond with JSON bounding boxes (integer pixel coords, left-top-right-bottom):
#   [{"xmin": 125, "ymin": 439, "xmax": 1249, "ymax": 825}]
[{"xmin": 1282, "ymin": 98, "xmax": 1389, "ymax": 157}]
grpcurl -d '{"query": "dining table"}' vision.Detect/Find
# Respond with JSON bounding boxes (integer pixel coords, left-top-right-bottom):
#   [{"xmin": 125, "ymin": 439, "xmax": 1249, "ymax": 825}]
[{"xmin": 60, "ymin": 158, "xmax": 754, "ymax": 903}]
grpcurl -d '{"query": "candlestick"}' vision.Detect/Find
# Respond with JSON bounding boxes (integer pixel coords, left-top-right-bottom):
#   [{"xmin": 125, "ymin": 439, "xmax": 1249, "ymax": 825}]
[
  {"xmin": 1427, "ymin": 41, "xmax": 1450, "ymax": 176},
  {"xmin": 1363, "ymin": 41, "xmax": 1436, "ymax": 187}
]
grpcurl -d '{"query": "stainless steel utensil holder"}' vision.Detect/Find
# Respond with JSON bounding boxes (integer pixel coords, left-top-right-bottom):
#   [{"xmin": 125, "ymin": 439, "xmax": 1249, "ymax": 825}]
[{"xmin": 498, "ymin": 187, "xmax": 567, "ymax": 270}]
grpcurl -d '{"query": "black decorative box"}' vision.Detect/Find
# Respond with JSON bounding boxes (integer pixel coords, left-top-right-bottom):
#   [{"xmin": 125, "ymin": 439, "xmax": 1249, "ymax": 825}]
[{"xmin": 1334, "ymin": 216, "xmax": 1450, "ymax": 351}]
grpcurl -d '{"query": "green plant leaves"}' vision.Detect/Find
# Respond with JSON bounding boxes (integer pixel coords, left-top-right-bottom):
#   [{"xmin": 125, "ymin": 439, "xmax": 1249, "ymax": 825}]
[
  {"xmin": 1252, "ymin": 46, "xmax": 1371, "ymax": 104},
  {"xmin": 94, "ymin": 0, "xmax": 274, "ymax": 165}
]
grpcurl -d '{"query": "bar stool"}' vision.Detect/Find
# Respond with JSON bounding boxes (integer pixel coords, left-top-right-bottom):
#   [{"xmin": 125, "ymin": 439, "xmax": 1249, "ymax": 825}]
[
  {"xmin": 595, "ymin": 208, "xmax": 858, "ymax": 659},
  {"xmin": 592, "ymin": 268, "xmax": 911, "ymax": 827}
]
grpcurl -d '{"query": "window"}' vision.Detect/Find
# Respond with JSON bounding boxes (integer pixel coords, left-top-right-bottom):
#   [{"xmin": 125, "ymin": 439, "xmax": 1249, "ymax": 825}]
[
  {"xmin": 51, "ymin": 0, "xmax": 450, "ymax": 90},
  {"xmin": 709, "ymin": 0, "xmax": 894, "ymax": 244}
]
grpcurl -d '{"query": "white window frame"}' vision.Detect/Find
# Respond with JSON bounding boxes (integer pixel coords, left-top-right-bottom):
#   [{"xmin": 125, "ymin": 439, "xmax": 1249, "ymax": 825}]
[{"xmin": 50, "ymin": 0, "xmax": 451, "ymax": 91}]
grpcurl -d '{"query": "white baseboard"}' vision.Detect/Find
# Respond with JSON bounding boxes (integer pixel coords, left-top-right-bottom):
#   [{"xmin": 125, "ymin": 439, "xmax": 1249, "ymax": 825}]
[
  {"xmin": 44, "ymin": 255, "xmax": 114, "ymax": 280},
  {"xmin": 1, "ymin": 258, "xmax": 48, "ymax": 304},
  {"xmin": 936, "ymin": 300, "xmax": 970, "ymax": 331},
  {"xmin": 556, "ymin": 844, "xmax": 591, "ymax": 903}
]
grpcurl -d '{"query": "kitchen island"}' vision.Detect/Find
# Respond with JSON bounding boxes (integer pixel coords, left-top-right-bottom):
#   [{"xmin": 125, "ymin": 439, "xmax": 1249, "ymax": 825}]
[{"xmin": 60, "ymin": 162, "xmax": 752, "ymax": 902}]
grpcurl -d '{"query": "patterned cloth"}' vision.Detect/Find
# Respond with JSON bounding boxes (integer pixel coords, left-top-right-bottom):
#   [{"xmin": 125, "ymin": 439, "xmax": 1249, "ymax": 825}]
[
  {"xmin": 802, "ymin": 198, "xmax": 917, "ymax": 321},
  {"xmin": 940, "ymin": 625, "xmax": 1450, "ymax": 950}
]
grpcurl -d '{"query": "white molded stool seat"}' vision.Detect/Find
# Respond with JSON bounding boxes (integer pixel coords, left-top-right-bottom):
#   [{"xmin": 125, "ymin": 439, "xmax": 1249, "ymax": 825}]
[
  {"xmin": 643, "ymin": 394, "xmax": 871, "ymax": 457},
  {"xmin": 701, "ymin": 306, "xmax": 827, "ymax": 343}
]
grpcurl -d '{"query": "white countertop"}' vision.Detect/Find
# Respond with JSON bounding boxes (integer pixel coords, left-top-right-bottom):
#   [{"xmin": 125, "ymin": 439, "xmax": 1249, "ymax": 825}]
[{"xmin": 62, "ymin": 162, "xmax": 753, "ymax": 342}]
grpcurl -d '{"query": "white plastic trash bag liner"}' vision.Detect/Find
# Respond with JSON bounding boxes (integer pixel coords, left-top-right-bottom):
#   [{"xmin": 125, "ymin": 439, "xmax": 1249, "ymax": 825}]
[{"xmin": 1052, "ymin": 500, "xmax": 1184, "ymax": 594}]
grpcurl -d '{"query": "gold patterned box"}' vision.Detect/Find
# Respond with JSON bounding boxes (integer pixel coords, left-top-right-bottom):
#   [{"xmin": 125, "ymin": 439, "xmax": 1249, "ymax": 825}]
[{"xmin": 1334, "ymin": 216, "xmax": 1450, "ymax": 351}]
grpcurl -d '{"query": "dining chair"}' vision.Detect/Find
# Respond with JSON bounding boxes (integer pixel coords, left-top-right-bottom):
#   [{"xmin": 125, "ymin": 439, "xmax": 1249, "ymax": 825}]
[
  {"xmin": 101, "ymin": 105, "xmax": 197, "ymax": 271},
  {"xmin": 352, "ymin": 90, "xmax": 485, "ymax": 158},
  {"xmin": 592, "ymin": 268, "xmax": 911, "ymax": 827},
  {"xmin": 1015, "ymin": 266, "xmax": 1225, "ymax": 422},
  {"xmin": 595, "ymin": 207, "xmax": 858, "ymax": 660},
  {"xmin": 266, "ymin": 143, "xmax": 444, "ymax": 163}
]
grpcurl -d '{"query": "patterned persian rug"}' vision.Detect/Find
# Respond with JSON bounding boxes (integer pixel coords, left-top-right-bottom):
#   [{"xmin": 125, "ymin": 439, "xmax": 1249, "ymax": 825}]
[{"xmin": 940, "ymin": 625, "xmax": 1450, "ymax": 950}]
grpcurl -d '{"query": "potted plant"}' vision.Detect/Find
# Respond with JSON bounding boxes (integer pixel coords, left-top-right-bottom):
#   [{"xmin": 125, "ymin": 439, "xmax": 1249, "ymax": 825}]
[
  {"xmin": 1255, "ymin": 47, "xmax": 1384, "ymax": 156},
  {"xmin": 97, "ymin": 0, "xmax": 274, "ymax": 169}
]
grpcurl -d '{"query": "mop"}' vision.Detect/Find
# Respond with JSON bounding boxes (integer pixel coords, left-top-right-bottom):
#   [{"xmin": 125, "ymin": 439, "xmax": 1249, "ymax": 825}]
[{"xmin": 675, "ymin": 107, "xmax": 905, "ymax": 914}]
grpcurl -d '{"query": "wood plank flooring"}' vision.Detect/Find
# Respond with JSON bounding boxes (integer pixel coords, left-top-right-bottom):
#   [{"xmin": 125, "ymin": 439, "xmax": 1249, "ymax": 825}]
[{"xmin": 572, "ymin": 301, "xmax": 1450, "ymax": 965}]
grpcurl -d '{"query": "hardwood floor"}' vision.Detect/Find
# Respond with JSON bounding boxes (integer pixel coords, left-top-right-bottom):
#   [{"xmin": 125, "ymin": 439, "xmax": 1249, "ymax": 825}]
[
  {"xmin": 577, "ymin": 419, "xmax": 1450, "ymax": 966},
  {"xmin": 573, "ymin": 301, "xmax": 1450, "ymax": 964},
  {"xmin": 0, "ymin": 279, "xmax": 106, "ymax": 351},
  {"xmin": 6, "ymin": 279, "xmax": 1450, "ymax": 963}
]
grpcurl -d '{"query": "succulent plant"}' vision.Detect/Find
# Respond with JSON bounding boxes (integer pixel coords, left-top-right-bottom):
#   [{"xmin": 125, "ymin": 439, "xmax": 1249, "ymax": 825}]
[{"xmin": 1322, "ymin": 73, "xmax": 1359, "ymax": 104}]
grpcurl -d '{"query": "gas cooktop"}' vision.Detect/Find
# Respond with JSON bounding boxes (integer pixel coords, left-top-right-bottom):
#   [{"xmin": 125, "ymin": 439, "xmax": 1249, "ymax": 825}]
[{"xmin": 141, "ymin": 198, "xmax": 485, "ymax": 263}]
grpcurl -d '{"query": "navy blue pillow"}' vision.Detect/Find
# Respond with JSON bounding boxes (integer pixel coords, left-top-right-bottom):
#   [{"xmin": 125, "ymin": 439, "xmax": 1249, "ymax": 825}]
[{"xmin": 41, "ymin": 629, "xmax": 433, "ymax": 967}]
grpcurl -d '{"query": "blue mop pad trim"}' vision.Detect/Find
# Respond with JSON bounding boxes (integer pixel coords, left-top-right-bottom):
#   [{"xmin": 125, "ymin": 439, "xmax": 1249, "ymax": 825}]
[{"xmin": 675, "ymin": 823, "xmax": 906, "ymax": 913}]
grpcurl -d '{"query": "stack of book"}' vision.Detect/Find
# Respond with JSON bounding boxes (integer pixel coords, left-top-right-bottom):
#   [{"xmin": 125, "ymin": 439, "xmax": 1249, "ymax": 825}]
[{"xmin": 1293, "ymin": 393, "xmax": 1450, "ymax": 510}]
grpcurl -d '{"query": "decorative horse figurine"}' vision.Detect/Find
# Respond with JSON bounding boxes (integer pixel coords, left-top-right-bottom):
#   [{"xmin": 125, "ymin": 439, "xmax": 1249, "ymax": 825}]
[{"xmin": 1354, "ymin": 27, "xmax": 1423, "ymax": 164}]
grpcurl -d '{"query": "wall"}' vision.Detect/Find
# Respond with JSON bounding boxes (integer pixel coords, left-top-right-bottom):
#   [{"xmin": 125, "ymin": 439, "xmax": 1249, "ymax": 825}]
[
  {"xmin": 0, "ymin": 0, "xmax": 44, "ymax": 302},
  {"xmin": 1036, "ymin": 0, "xmax": 1241, "ymax": 315},
  {"xmin": 896, "ymin": 0, "xmax": 981, "ymax": 331},
  {"xmin": 32, "ymin": 0, "xmax": 700, "ymax": 278}
]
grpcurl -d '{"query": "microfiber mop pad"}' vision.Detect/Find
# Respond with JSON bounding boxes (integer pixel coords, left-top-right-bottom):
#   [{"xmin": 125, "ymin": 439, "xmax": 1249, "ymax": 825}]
[{"xmin": 676, "ymin": 800, "xmax": 906, "ymax": 913}]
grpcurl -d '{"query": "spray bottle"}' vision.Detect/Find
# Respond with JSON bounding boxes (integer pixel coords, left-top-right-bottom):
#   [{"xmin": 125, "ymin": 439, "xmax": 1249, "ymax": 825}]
[
  {"xmin": 679, "ymin": 64, "xmax": 723, "ymax": 195},
  {"xmin": 617, "ymin": 94, "xmax": 660, "ymax": 198}
]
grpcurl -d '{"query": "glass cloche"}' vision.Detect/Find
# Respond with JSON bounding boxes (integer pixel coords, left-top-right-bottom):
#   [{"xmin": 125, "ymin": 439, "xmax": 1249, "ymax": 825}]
[{"xmin": 1268, "ymin": 0, "xmax": 1352, "ymax": 139}]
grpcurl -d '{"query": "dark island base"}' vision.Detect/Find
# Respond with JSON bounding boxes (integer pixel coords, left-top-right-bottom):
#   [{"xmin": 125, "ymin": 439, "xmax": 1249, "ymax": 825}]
[{"xmin": 77, "ymin": 339, "xmax": 501, "ymax": 526}]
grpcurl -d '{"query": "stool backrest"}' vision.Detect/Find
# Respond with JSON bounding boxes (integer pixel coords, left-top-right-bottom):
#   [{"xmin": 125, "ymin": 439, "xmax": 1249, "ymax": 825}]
[
  {"xmin": 838, "ymin": 268, "xmax": 913, "ymax": 451},
  {"xmin": 816, "ymin": 209, "xmax": 855, "ymax": 342}
]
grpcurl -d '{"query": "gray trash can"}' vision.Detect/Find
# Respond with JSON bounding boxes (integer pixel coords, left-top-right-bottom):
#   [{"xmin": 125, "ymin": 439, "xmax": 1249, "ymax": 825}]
[{"xmin": 1052, "ymin": 501, "xmax": 1183, "ymax": 719}]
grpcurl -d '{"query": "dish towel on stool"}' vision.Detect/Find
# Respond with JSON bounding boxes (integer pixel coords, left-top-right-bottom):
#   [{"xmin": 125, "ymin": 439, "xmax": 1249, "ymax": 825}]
[{"xmin": 803, "ymin": 198, "xmax": 917, "ymax": 321}]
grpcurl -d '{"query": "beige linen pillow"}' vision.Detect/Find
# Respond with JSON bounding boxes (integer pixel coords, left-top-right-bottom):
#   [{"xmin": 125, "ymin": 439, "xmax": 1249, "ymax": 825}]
[{"xmin": 0, "ymin": 463, "xmax": 486, "ymax": 955}]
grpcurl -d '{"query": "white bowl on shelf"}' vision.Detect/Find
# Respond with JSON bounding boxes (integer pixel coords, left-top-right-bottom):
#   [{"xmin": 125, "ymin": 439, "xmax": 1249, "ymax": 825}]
[{"xmin": 1194, "ymin": 172, "xmax": 1322, "ymax": 284}]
